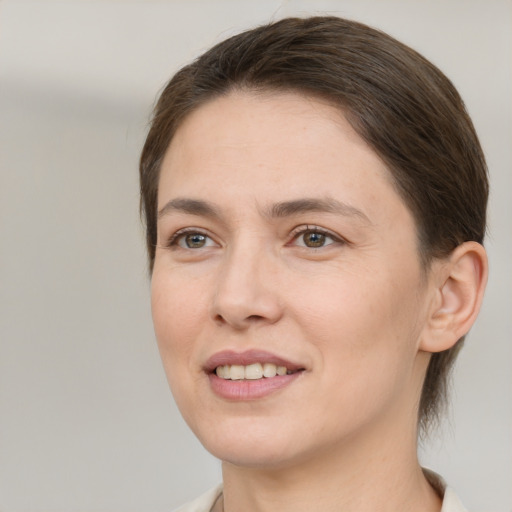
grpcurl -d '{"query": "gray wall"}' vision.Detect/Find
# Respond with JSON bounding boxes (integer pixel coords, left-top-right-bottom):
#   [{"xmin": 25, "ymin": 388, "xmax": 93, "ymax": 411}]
[{"xmin": 1, "ymin": 1, "xmax": 510, "ymax": 510}]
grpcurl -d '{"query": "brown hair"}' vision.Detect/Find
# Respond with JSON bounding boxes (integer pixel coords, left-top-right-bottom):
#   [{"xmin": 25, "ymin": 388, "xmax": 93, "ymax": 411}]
[{"xmin": 140, "ymin": 16, "xmax": 488, "ymax": 433}]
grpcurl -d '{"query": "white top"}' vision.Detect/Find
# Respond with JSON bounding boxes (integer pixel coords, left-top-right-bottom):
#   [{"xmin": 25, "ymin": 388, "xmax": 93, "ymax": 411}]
[{"xmin": 173, "ymin": 471, "xmax": 468, "ymax": 512}]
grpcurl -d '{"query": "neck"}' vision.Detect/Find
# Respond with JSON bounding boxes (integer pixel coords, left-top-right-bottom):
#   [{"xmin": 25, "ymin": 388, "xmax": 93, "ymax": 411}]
[{"xmin": 220, "ymin": 405, "xmax": 441, "ymax": 512}]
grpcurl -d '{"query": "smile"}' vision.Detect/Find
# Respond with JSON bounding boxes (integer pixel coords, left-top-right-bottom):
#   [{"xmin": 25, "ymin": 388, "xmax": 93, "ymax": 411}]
[
  {"xmin": 206, "ymin": 350, "xmax": 305, "ymax": 400},
  {"xmin": 215, "ymin": 363, "xmax": 295, "ymax": 380}
]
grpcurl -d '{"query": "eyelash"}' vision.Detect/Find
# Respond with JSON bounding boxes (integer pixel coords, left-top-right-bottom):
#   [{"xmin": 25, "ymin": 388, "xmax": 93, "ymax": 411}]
[
  {"xmin": 165, "ymin": 227, "xmax": 217, "ymax": 249},
  {"xmin": 289, "ymin": 225, "xmax": 344, "ymax": 248},
  {"xmin": 165, "ymin": 225, "xmax": 344, "ymax": 250}
]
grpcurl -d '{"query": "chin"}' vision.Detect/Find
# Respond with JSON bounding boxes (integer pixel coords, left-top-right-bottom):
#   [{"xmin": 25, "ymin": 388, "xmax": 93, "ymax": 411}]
[
  {"xmin": 207, "ymin": 442, "xmax": 302, "ymax": 470},
  {"xmin": 189, "ymin": 415, "xmax": 323, "ymax": 470}
]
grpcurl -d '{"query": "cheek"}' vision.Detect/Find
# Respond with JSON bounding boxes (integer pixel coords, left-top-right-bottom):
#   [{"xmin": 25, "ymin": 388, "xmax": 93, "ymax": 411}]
[
  {"xmin": 296, "ymin": 275, "xmax": 424, "ymax": 433},
  {"xmin": 293, "ymin": 260, "xmax": 424, "ymax": 373},
  {"xmin": 150, "ymin": 271, "xmax": 206, "ymax": 370},
  {"xmin": 150, "ymin": 271, "xmax": 211, "ymax": 423}
]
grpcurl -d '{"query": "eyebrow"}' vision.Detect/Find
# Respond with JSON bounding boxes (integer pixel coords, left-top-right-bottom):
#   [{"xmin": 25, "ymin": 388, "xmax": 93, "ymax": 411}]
[
  {"xmin": 158, "ymin": 198, "xmax": 222, "ymax": 219},
  {"xmin": 265, "ymin": 198, "xmax": 371, "ymax": 224},
  {"xmin": 158, "ymin": 196, "xmax": 371, "ymax": 224}
]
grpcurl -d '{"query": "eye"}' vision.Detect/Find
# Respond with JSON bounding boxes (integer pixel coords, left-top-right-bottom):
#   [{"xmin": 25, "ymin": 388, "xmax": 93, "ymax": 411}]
[
  {"xmin": 169, "ymin": 230, "xmax": 217, "ymax": 249},
  {"xmin": 292, "ymin": 227, "xmax": 339, "ymax": 248}
]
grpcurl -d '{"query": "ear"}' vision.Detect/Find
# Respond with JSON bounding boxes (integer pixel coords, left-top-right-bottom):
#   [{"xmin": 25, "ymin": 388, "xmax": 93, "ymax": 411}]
[{"xmin": 420, "ymin": 241, "xmax": 488, "ymax": 353}]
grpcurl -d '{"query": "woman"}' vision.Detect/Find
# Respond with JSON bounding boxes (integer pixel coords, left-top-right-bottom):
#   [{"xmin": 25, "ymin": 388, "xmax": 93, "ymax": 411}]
[{"xmin": 140, "ymin": 16, "xmax": 488, "ymax": 512}]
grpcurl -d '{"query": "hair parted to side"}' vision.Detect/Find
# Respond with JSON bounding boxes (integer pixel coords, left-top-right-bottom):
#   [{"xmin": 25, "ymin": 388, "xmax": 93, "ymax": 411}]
[{"xmin": 139, "ymin": 16, "xmax": 488, "ymax": 434}]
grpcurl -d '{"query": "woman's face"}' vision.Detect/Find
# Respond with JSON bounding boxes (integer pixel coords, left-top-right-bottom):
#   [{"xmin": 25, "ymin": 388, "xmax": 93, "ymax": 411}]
[{"xmin": 152, "ymin": 91, "xmax": 435, "ymax": 468}]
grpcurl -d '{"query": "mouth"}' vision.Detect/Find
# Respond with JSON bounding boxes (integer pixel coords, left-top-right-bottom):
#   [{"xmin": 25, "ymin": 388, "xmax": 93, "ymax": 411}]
[
  {"xmin": 214, "ymin": 362, "xmax": 300, "ymax": 380},
  {"xmin": 204, "ymin": 350, "xmax": 306, "ymax": 400}
]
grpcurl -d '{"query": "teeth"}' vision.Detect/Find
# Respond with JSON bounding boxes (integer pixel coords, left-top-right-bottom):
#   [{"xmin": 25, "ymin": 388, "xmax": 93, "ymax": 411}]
[
  {"xmin": 215, "ymin": 363, "xmax": 294, "ymax": 380},
  {"xmin": 276, "ymin": 366, "xmax": 287, "ymax": 376},
  {"xmin": 245, "ymin": 363, "xmax": 263, "ymax": 380},
  {"xmin": 215, "ymin": 365, "xmax": 230, "ymax": 379},
  {"xmin": 262, "ymin": 363, "xmax": 277, "ymax": 378},
  {"xmin": 230, "ymin": 365, "xmax": 245, "ymax": 380}
]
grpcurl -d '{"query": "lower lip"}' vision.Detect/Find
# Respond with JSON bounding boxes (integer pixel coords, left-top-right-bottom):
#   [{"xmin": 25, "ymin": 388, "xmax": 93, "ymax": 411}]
[{"xmin": 208, "ymin": 372, "xmax": 302, "ymax": 400}]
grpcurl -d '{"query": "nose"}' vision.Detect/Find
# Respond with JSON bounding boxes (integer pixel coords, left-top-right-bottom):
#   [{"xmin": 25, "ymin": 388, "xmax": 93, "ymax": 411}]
[{"xmin": 210, "ymin": 241, "xmax": 283, "ymax": 330}]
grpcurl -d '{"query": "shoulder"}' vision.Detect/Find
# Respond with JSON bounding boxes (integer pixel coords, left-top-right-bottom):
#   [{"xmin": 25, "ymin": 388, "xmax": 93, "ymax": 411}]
[
  {"xmin": 172, "ymin": 476, "xmax": 467, "ymax": 512},
  {"xmin": 172, "ymin": 484, "xmax": 223, "ymax": 512},
  {"xmin": 441, "ymin": 487, "xmax": 469, "ymax": 512},
  {"xmin": 424, "ymin": 468, "xmax": 468, "ymax": 512}
]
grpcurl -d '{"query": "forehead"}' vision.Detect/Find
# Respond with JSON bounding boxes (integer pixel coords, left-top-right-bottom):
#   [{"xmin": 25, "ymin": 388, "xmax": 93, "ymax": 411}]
[{"xmin": 158, "ymin": 90, "xmax": 410, "ymax": 228}]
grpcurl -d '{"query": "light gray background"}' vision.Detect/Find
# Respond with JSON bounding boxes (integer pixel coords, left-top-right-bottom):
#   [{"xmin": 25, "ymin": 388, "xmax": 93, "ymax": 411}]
[{"xmin": 0, "ymin": 1, "xmax": 510, "ymax": 511}]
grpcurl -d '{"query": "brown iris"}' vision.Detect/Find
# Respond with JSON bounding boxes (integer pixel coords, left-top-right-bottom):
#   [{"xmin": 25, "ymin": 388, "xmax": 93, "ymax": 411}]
[
  {"xmin": 302, "ymin": 230, "xmax": 326, "ymax": 248},
  {"xmin": 185, "ymin": 233, "xmax": 207, "ymax": 248}
]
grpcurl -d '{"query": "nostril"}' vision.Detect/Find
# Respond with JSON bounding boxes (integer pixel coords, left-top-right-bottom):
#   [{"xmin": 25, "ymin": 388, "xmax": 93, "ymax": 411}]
[
  {"xmin": 214, "ymin": 313, "xmax": 266, "ymax": 327},
  {"xmin": 214, "ymin": 313, "xmax": 226, "ymax": 324},
  {"xmin": 246, "ymin": 314, "xmax": 265, "ymax": 322}
]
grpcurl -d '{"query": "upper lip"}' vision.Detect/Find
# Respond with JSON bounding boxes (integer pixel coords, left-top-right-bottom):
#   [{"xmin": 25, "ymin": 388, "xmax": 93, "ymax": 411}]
[{"xmin": 204, "ymin": 349, "xmax": 304, "ymax": 373}]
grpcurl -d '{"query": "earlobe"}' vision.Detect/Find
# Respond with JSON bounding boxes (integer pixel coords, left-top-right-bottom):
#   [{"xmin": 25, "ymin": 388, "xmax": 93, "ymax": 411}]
[{"xmin": 420, "ymin": 242, "xmax": 488, "ymax": 353}]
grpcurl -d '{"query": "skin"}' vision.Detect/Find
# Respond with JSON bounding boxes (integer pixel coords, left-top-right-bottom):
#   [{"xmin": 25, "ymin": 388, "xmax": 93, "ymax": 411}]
[{"xmin": 151, "ymin": 91, "xmax": 473, "ymax": 511}]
